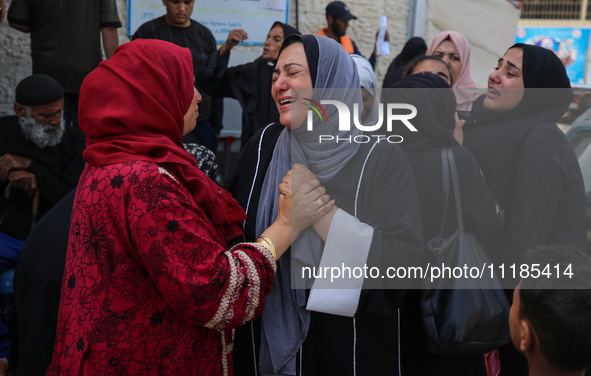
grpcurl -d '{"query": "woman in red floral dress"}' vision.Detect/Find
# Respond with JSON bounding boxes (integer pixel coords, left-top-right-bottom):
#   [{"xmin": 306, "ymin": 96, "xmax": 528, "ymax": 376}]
[{"xmin": 45, "ymin": 39, "xmax": 333, "ymax": 376}]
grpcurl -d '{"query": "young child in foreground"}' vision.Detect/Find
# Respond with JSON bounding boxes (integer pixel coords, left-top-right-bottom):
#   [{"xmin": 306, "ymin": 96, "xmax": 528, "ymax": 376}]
[{"xmin": 509, "ymin": 245, "xmax": 591, "ymax": 376}]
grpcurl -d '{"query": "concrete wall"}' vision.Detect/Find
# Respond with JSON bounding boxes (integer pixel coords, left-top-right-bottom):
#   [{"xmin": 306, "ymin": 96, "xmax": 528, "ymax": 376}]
[
  {"xmin": 0, "ymin": 0, "xmax": 33, "ymax": 116},
  {"xmin": 292, "ymin": 0, "xmax": 412, "ymax": 82}
]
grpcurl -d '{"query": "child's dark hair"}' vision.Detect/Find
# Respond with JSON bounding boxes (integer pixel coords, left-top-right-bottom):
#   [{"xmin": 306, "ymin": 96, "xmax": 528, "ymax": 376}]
[
  {"xmin": 403, "ymin": 55, "xmax": 453, "ymax": 86},
  {"xmin": 519, "ymin": 245, "xmax": 591, "ymax": 371}
]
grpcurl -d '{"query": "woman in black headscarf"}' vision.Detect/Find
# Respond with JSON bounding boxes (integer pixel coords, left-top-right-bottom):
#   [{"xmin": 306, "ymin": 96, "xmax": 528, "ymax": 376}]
[
  {"xmin": 463, "ymin": 44, "xmax": 586, "ymax": 263},
  {"xmin": 389, "ymin": 72, "xmax": 501, "ymax": 256},
  {"xmin": 385, "ymin": 72, "xmax": 503, "ymax": 376},
  {"xmin": 462, "ymin": 44, "xmax": 587, "ymax": 375},
  {"xmin": 382, "ymin": 37, "xmax": 427, "ymax": 88},
  {"xmin": 228, "ymin": 34, "xmax": 423, "ymax": 376},
  {"xmin": 202, "ymin": 22, "xmax": 300, "ymax": 148}
]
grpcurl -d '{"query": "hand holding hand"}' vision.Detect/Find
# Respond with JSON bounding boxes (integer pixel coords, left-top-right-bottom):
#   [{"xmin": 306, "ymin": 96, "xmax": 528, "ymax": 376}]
[
  {"xmin": 8, "ymin": 169, "xmax": 37, "ymax": 195},
  {"xmin": 275, "ymin": 169, "xmax": 291, "ymax": 224},
  {"xmin": 263, "ymin": 165, "xmax": 334, "ymax": 259},
  {"xmin": 0, "ymin": 154, "xmax": 33, "ymax": 180},
  {"xmin": 288, "ymin": 163, "xmax": 334, "ymax": 234}
]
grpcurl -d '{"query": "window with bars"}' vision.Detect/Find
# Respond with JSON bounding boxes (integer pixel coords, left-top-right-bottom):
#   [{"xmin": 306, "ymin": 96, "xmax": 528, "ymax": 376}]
[{"xmin": 520, "ymin": 0, "xmax": 591, "ymax": 19}]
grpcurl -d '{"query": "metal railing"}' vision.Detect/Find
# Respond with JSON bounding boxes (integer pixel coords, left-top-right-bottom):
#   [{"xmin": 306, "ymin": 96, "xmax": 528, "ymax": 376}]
[{"xmin": 520, "ymin": 0, "xmax": 591, "ymax": 20}]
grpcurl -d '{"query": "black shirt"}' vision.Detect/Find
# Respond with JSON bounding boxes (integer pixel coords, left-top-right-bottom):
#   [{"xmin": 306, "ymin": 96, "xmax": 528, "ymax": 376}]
[
  {"xmin": 0, "ymin": 116, "xmax": 85, "ymax": 240},
  {"xmin": 132, "ymin": 16, "xmax": 228, "ymax": 131}
]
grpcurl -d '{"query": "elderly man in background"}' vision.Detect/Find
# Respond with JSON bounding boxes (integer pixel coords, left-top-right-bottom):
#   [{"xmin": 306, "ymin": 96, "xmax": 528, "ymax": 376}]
[{"xmin": 0, "ymin": 75, "xmax": 85, "ymax": 374}]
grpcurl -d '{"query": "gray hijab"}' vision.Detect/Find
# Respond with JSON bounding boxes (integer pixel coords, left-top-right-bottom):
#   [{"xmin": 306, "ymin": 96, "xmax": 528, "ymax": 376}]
[
  {"xmin": 290, "ymin": 38, "xmax": 362, "ymax": 183},
  {"xmin": 257, "ymin": 34, "xmax": 362, "ymax": 375}
]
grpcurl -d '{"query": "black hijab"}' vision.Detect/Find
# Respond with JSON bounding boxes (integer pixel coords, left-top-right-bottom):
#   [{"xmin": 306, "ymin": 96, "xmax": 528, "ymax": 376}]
[
  {"xmin": 392, "ymin": 37, "xmax": 428, "ymax": 70},
  {"xmin": 383, "ymin": 37, "xmax": 427, "ymax": 88},
  {"xmin": 384, "ymin": 72, "xmax": 457, "ymax": 151},
  {"xmin": 518, "ymin": 43, "xmax": 571, "ymax": 89},
  {"xmin": 511, "ymin": 43, "xmax": 573, "ymax": 125},
  {"xmin": 466, "ymin": 43, "xmax": 572, "ymax": 125},
  {"xmin": 227, "ymin": 22, "xmax": 301, "ymax": 147},
  {"xmin": 278, "ymin": 33, "xmax": 319, "ymax": 86},
  {"xmin": 462, "ymin": 43, "xmax": 573, "ymax": 206},
  {"xmin": 271, "ymin": 21, "xmax": 301, "ymax": 47}
]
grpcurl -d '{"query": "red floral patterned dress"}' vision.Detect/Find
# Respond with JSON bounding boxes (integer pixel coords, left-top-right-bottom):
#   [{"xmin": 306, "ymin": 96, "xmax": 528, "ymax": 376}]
[{"xmin": 46, "ymin": 161, "xmax": 276, "ymax": 376}]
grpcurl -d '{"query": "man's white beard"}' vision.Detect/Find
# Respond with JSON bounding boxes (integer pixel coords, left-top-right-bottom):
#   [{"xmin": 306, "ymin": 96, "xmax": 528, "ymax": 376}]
[{"xmin": 19, "ymin": 115, "xmax": 65, "ymax": 149}]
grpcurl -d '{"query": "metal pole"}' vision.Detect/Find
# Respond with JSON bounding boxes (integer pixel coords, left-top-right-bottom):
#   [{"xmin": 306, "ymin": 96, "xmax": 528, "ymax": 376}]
[
  {"xmin": 581, "ymin": 0, "xmax": 589, "ymax": 21},
  {"xmin": 407, "ymin": 0, "xmax": 417, "ymax": 40},
  {"xmin": 406, "ymin": 0, "xmax": 427, "ymax": 40}
]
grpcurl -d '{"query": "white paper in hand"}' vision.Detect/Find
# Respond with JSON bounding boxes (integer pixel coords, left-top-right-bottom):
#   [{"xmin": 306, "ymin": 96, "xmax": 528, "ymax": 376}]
[{"xmin": 376, "ymin": 16, "xmax": 390, "ymax": 55}]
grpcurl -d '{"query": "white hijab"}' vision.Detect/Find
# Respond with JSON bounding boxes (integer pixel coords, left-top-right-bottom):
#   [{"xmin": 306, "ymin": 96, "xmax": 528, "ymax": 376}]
[{"xmin": 351, "ymin": 54, "xmax": 380, "ymax": 126}]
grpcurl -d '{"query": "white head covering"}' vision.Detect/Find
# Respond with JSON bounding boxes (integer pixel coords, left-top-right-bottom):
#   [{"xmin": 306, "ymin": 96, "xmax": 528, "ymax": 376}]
[{"xmin": 351, "ymin": 54, "xmax": 379, "ymax": 126}]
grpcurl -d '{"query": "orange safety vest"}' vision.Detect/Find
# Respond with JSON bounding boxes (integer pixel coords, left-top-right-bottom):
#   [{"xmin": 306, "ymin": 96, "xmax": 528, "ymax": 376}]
[{"xmin": 317, "ymin": 28, "xmax": 355, "ymax": 54}]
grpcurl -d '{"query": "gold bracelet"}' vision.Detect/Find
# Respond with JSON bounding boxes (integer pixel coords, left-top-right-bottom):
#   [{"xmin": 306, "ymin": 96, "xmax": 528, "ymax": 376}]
[
  {"xmin": 256, "ymin": 236, "xmax": 277, "ymax": 260},
  {"xmin": 258, "ymin": 236, "xmax": 277, "ymax": 260}
]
